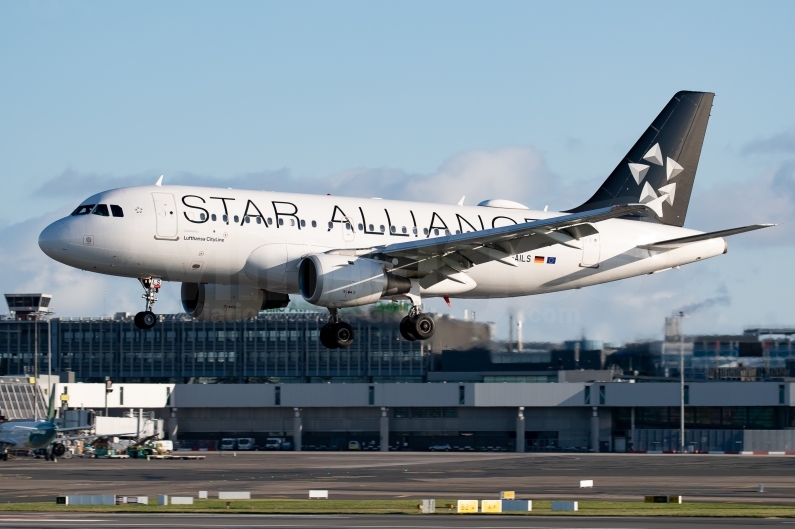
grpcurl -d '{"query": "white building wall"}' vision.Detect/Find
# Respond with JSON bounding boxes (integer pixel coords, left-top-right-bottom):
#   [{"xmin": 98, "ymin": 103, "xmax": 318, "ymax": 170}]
[{"xmin": 55, "ymin": 383, "xmax": 173, "ymax": 409}]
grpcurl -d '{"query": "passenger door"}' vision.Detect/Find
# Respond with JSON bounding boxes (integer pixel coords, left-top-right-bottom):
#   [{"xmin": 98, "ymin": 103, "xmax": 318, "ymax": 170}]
[
  {"xmin": 580, "ymin": 232, "xmax": 600, "ymax": 268},
  {"xmin": 152, "ymin": 193, "xmax": 178, "ymax": 239}
]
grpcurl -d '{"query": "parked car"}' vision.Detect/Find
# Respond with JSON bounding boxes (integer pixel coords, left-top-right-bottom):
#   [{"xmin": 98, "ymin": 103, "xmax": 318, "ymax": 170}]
[
  {"xmin": 264, "ymin": 438, "xmax": 283, "ymax": 450},
  {"xmin": 429, "ymin": 443, "xmax": 451, "ymax": 452},
  {"xmin": 220, "ymin": 438, "xmax": 237, "ymax": 451},
  {"xmin": 237, "ymin": 438, "xmax": 256, "ymax": 451},
  {"xmin": 348, "ymin": 440, "xmax": 360, "ymax": 450}
]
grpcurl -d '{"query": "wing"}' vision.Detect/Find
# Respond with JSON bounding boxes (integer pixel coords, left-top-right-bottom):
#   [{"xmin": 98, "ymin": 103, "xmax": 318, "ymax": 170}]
[
  {"xmin": 362, "ymin": 204, "xmax": 650, "ymax": 286},
  {"xmin": 637, "ymin": 224, "xmax": 775, "ymax": 250},
  {"xmin": 56, "ymin": 432, "xmax": 137, "ymax": 443}
]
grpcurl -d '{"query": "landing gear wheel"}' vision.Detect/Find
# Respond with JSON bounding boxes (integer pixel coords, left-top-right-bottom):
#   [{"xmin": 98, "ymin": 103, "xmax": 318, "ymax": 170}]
[
  {"xmin": 52, "ymin": 443, "xmax": 66, "ymax": 457},
  {"xmin": 134, "ymin": 311, "xmax": 157, "ymax": 330},
  {"xmin": 332, "ymin": 322, "xmax": 355, "ymax": 348},
  {"xmin": 319, "ymin": 324, "xmax": 338, "ymax": 349},
  {"xmin": 399, "ymin": 316, "xmax": 417, "ymax": 341},
  {"xmin": 410, "ymin": 313, "xmax": 435, "ymax": 340}
]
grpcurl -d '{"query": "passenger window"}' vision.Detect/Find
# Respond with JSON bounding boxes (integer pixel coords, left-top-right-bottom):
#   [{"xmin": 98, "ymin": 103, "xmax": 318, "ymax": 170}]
[
  {"xmin": 234, "ymin": 215, "xmax": 240, "ymax": 223},
  {"xmin": 402, "ymin": 226, "xmax": 407, "ymax": 234},
  {"xmin": 267, "ymin": 218, "xmax": 273, "ymax": 225},
  {"xmin": 256, "ymin": 217, "xmax": 262, "ymax": 224},
  {"xmin": 245, "ymin": 216, "xmax": 250, "ymax": 223},
  {"xmin": 328, "ymin": 222, "xmax": 333, "ymax": 229},
  {"xmin": 279, "ymin": 218, "xmax": 284, "ymax": 226},
  {"xmin": 434, "ymin": 229, "xmax": 439, "ymax": 236},
  {"xmin": 423, "ymin": 228, "xmax": 428, "ymax": 235},
  {"xmin": 300, "ymin": 219, "xmax": 306, "ymax": 227},
  {"xmin": 390, "ymin": 226, "xmax": 396, "ymax": 233},
  {"xmin": 290, "ymin": 219, "xmax": 295, "ymax": 226},
  {"xmin": 222, "ymin": 214, "xmax": 228, "ymax": 223},
  {"xmin": 358, "ymin": 223, "xmax": 363, "ymax": 231},
  {"xmin": 311, "ymin": 220, "xmax": 317, "ymax": 228},
  {"xmin": 110, "ymin": 205, "xmax": 124, "ymax": 217},
  {"xmin": 211, "ymin": 214, "xmax": 217, "ymax": 221},
  {"xmin": 92, "ymin": 204, "xmax": 110, "ymax": 217},
  {"xmin": 199, "ymin": 212, "xmax": 206, "ymax": 221},
  {"xmin": 380, "ymin": 225, "xmax": 385, "ymax": 233}
]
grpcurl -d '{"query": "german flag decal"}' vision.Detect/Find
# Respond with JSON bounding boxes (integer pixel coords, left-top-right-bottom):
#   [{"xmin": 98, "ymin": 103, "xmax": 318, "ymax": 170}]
[{"xmin": 534, "ymin": 256, "xmax": 545, "ymax": 264}]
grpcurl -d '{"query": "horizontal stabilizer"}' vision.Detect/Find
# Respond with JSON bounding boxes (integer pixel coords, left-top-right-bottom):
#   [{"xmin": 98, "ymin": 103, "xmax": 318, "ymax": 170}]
[{"xmin": 638, "ymin": 224, "xmax": 775, "ymax": 250}]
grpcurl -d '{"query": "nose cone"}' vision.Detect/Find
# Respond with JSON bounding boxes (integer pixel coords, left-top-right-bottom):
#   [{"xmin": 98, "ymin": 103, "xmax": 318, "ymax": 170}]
[{"xmin": 39, "ymin": 219, "xmax": 71, "ymax": 261}]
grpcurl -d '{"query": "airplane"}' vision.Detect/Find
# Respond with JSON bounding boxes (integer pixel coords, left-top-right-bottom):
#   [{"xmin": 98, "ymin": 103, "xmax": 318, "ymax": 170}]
[
  {"xmin": 0, "ymin": 388, "xmax": 90, "ymax": 461},
  {"xmin": 38, "ymin": 91, "xmax": 773, "ymax": 349}
]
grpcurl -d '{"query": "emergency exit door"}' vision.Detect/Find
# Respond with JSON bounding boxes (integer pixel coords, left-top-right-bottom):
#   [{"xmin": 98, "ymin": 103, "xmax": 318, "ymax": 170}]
[{"xmin": 152, "ymin": 193, "xmax": 178, "ymax": 239}]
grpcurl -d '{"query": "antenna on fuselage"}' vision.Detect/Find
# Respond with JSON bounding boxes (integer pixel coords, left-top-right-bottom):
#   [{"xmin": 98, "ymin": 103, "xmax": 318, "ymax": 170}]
[{"xmin": 155, "ymin": 175, "xmax": 164, "ymax": 186}]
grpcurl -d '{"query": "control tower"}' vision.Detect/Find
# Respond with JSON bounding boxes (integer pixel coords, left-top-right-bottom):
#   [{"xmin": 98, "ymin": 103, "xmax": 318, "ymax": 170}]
[{"xmin": 4, "ymin": 294, "xmax": 52, "ymax": 321}]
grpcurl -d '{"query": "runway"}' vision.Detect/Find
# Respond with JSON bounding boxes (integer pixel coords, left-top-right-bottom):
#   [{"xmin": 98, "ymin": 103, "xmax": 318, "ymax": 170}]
[
  {"xmin": 0, "ymin": 513, "xmax": 792, "ymax": 529},
  {"xmin": 1, "ymin": 452, "xmax": 793, "ymax": 505}
]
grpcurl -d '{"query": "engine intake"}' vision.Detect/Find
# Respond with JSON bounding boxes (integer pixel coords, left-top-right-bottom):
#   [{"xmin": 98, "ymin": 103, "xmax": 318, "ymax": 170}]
[
  {"xmin": 298, "ymin": 254, "xmax": 410, "ymax": 308},
  {"xmin": 181, "ymin": 283, "xmax": 289, "ymax": 321}
]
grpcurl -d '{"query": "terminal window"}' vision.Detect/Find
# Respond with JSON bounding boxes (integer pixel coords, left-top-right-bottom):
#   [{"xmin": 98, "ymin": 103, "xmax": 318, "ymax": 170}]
[{"xmin": 393, "ymin": 407, "xmax": 458, "ymax": 419}]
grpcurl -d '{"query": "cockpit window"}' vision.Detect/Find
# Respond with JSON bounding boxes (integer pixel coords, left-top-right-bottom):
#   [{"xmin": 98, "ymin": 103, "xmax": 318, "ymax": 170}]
[
  {"xmin": 91, "ymin": 204, "xmax": 110, "ymax": 217},
  {"xmin": 110, "ymin": 205, "xmax": 124, "ymax": 217},
  {"xmin": 71, "ymin": 204, "xmax": 95, "ymax": 216}
]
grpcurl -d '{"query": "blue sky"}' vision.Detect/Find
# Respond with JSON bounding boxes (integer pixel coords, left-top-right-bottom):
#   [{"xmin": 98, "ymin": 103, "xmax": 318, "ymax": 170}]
[{"xmin": 1, "ymin": 1, "xmax": 793, "ymax": 343}]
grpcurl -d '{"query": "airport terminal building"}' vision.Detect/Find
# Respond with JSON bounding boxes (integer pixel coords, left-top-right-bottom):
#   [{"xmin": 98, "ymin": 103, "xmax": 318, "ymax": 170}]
[
  {"xmin": 3, "ymin": 298, "xmax": 795, "ymax": 454},
  {"xmin": 4, "ymin": 377, "xmax": 790, "ymax": 454}
]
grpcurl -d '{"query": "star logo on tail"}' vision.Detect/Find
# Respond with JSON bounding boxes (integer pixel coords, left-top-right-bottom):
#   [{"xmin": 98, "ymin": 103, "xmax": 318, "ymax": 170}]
[{"xmin": 627, "ymin": 142, "xmax": 682, "ymax": 218}]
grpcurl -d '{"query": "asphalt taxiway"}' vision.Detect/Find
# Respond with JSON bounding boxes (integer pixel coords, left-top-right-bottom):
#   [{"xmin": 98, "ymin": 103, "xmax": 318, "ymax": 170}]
[{"xmin": 1, "ymin": 452, "xmax": 794, "ymax": 505}]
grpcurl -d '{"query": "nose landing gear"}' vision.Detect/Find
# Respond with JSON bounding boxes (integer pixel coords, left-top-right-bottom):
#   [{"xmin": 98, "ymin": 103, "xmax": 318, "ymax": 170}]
[
  {"xmin": 134, "ymin": 277, "xmax": 160, "ymax": 330},
  {"xmin": 319, "ymin": 308, "xmax": 355, "ymax": 349}
]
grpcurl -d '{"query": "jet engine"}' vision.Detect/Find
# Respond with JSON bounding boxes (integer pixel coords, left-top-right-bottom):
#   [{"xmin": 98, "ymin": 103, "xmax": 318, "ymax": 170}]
[
  {"xmin": 298, "ymin": 254, "xmax": 411, "ymax": 308},
  {"xmin": 181, "ymin": 283, "xmax": 289, "ymax": 321},
  {"xmin": 52, "ymin": 443, "xmax": 66, "ymax": 457}
]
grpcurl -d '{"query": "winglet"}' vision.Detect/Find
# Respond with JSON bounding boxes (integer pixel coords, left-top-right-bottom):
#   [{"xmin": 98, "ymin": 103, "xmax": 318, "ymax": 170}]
[
  {"xmin": 457, "ymin": 196, "xmax": 465, "ymax": 206},
  {"xmin": 155, "ymin": 175, "xmax": 164, "ymax": 186}
]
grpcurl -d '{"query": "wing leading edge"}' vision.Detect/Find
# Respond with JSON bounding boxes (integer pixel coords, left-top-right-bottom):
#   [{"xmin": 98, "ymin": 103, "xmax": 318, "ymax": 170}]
[{"xmin": 371, "ymin": 203, "xmax": 651, "ymax": 262}]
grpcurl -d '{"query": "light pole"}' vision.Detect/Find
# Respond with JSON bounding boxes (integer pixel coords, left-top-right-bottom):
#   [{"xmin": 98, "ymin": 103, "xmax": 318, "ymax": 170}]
[
  {"xmin": 678, "ymin": 311, "xmax": 685, "ymax": 454},
  {"xmin": 104, "ymin": 376, "xmax": 113, "ymax": 417}
]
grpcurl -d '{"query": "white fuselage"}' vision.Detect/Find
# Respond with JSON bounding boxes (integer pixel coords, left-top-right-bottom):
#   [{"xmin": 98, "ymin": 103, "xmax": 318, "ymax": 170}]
[{"xmin": 39, "ymin": 185, "xmax": 727, "ymax": 299}]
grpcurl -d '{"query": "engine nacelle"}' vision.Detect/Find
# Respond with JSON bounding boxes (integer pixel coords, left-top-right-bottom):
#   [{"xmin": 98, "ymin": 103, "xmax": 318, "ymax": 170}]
[
  {"xmin": 298, "ymin": 254, "xmax": 411, "ymax": 308},
  {"xmin": 181, "ymin": 283, "xmax": 289, "ymax": 321}
]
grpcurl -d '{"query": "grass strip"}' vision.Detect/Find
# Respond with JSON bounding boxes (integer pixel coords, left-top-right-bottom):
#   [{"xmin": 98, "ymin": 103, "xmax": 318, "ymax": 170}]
[{"xmin": 0, "ymin": 499, "xmax": 794, "ymax": 517}]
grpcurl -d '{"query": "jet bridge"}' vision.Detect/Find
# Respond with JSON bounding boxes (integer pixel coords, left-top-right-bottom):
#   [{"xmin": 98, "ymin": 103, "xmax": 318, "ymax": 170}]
[{"xmin": 0, "ymin": 376, "xmax": 47, "ymax": 420}]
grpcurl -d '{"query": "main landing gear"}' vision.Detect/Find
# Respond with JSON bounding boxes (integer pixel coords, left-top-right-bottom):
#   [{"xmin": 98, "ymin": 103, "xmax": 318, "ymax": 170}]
[
  {"xmin": 320, "ymin": 309, "xmax": 353, "ymax": 349},
  {"xmin": 134, "ymin": 277, "xmax": 160, "ymax": 330},
  {"xmin": 318, "ymin": 298, "xmax": 436, "ymax": 349},
  {"xmin": 319, "ymin": 308, "xmax": 355, "ymax": 349},
  {"xmin": 399, "ymin": 302, "xmax": 436, "ymax": 342}
]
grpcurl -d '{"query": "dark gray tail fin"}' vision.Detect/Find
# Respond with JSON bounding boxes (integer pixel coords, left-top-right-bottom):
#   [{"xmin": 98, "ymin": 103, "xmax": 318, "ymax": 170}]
[{"xmin": 567, "ymin": 91, "xmax": 714, "ymax": 227}]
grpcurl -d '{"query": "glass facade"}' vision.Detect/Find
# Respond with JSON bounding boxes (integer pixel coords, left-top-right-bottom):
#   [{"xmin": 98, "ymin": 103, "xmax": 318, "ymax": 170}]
[
  {"xmin": 0, "ymin": 314, "xmax": 425, "ymax": 383},
  {"xmin": 613, "ymin": 406, "xmax": 787, "ymax": 430}
]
